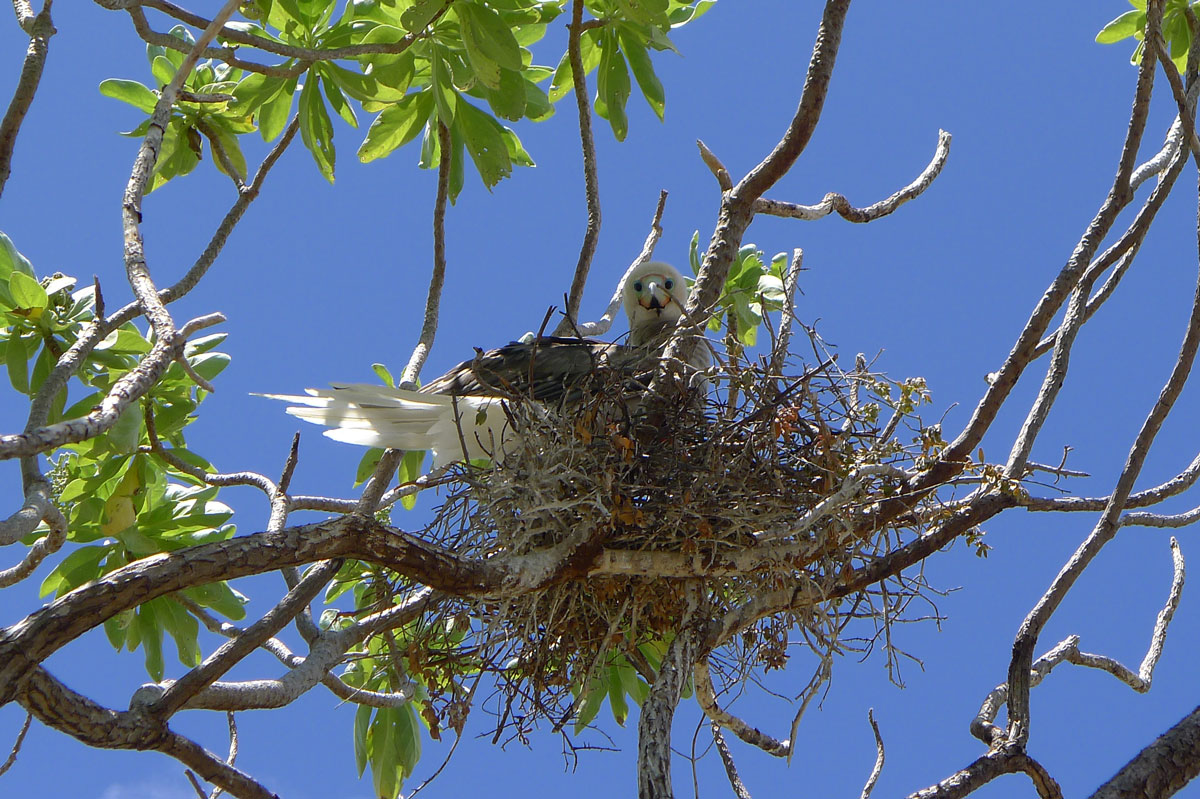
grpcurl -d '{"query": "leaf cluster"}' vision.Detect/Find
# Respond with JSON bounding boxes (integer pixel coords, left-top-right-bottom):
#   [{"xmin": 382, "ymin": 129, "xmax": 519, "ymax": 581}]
[
  {"xmin": 0, "ymin": 235, "xmax": 243, "ymax": 681},
  {"xmin": 1097, "ymin": 0, "xmax": 1198, "ymax": 70},
  {"xmin": 102, "ymin": 0, "xmax": 714, "ymax": 198}
]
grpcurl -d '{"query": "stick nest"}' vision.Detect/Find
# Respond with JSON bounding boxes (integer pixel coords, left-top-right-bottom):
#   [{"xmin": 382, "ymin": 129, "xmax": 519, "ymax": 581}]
[{"xmin": 413, "ymin": 346, "xmax": 966, "ymax": 736}]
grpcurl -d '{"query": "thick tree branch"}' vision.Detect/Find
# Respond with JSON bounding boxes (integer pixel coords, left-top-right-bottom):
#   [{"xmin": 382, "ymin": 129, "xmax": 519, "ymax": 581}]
[
  {"xmin": 638, "ymin": 584, "xmax": 703, "ymax": 799},
  {"xmin": 663, "ymin": 0, "xmax": 851, "ymax": 374},
  {"xmin": 1089, "ymin": 704, "xmax": 1200, "ymax": 799}
]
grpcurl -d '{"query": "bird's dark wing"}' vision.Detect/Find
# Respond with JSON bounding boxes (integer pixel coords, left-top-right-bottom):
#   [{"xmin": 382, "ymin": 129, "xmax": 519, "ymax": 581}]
[{"xmin": 420, "ymin": 336, "xmax": 653, "ymax": 404}]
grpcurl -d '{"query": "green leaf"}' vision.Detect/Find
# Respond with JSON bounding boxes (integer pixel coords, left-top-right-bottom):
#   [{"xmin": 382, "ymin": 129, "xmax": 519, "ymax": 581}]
[
  {"xmin": 372, "ymin": 363, "xmax": 395, "ymax": 387},
  {"xmin": 573, "ymin": 679, "xmax": 607, "ymax": 733},
  {"xmin": 354, "ymin": 705, "xmax": 372, "ymax": 777},
  {"xmin": 232, "ymin": 72, "xmax": 286, "ymax": 114},
  {"xmin": 459, "ymin": 3, "xmax": 503, "ymax": 89},
  {"xmin": 160, "ymin": 597, "xmax": 202, "ymax": 667},
  {"xmin": 9, "ymin": 271, "xmax": 47, "ymax": 311},
  {"xmin": 39, "ymin": 544, "xmax": 112, "ymax": 598},
  {"xmin": 99, "ymin": 79, "xmax": 159, "ymax": 113},
  {"xmin": 548, "ymin": 29, "xmax": 601, "ymax": 102},
  {"xmin": 485, "ymin": 67, "xmax": 527, "ymax": 120},
  {"xmin": 395, "ymin": 703, "xmax": 423, "ymax": 777},
  {"xmin": 401, "ymin": 0, "xmax": 445, "ymax": 32},
  {"xmin": 398, "ymin": 449, "xmax": 426, "ymax": 510},
  {"xmin": 162, "ymin": 25, "xmax": 194, "ymax": 69},
  {"xmin": 205, "ymin": 119, "xmax": 249, "ymax": 181},
  {"xmin": 607, "ymin": 665, "xmax": 629, "ymax": 725},
  {"xmin": 1097, "ymin": 10, "xmax": 1144, "ymax": 43},
  {"xmin": 29, "ymin": 344, "xmax": 52, "ymax": 395},
  {"xmin": 454, "ymin": 98, "xmax": 511, "ymax": 187},
  {"xmin": 431, "ymin": 50, "xmax": 457, "ymax": 124},
  {"xmin": 6, "ymin": 337, "xmax": 29, "ymax": 394},
  {"xmin": 151, "ymin": 55, "xmax": 177, "ymax": 89},
  {"xmin": 0, "ymin": 231, "xmax": 35, "ymax": 281},
  {"xmin": 259, "ymin": 77, "xmax": 298, "ymax": 141},
  {"xmin": 523, "ymin": 79, "xmax": 554, "ymax": 121},
  {"xmin": 355, "ymin": 447, "xmax": 386, "ymax": 487},
  {"xmin": 448, "ymin": 122, "xmax": 465, "ymax": 201},
  {"xmin": 299, "ymin": 78, "xmax": 337, "ymax": 182},
  {"xmin": 183, "ymin": 581, "xmax": 248, "ymax": 620},
  {"xmin": 358, "ymin": 89, "xmax": 435, "ymax": 162},
  {"xmin": 596, "ymin": 29, "xmax": 631, "ymax": 140},
  {"xmin": 324, "ymin": 62, "xmax": 379, "ymax": 103},
  {"xmin": 615, "ymin": 0, "xmax": 669, "ymax": 28},
  {"xmin": 184, "ymin": 333, "xmax": 227, "ymax": 357},
  {"xmin": 499, "ymin": 126, "xmax": 533, "ymax": 166},
  {"xmin": 619, "ymin": 27, "xmax": 664, "ymax": 120},
  {"xmin": 187, "ymin": 352, "xmax": 231, "ymax": 382},
  {"xmin": 136, "ymin": 601, "xmax": 166, "ymax": 681},
  {"xmin": 320, "ymin": 73, "xmax": 359, "ymax": 128},
  {"xmin": 460, "ymin": 1, "xmax": 525, "ymax": 71},
  {"xmin": 108, "ymin": 405, "xmax": 143, "ymax": 454}
]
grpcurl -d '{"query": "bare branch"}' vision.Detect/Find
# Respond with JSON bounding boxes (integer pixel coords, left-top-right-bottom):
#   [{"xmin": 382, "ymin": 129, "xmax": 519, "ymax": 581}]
[
  {"xmin": 695, "ymin": 657, "xmax": 789, "ymax": 757},
  {"xmin": 916, "ymin": 21, "xmax": 1158, "ymax": 492},
  {"xmin": 149, "ymin": 560, "xmax": 342, "ymax": 716},
  {"xmin": 122, "ymin": 0, "xmax": 240, "ymax": 341},
  {"xmin": 552, "ymin": 0, "xmax": 602, "ymax": 337},
  {"xmin": 400, "ymin": 121, "xmax": 452, "ymax": 389},
  {"xmin": 697, "ymin": 139, "xmax": 732, "ymax": 191},
  {"xmin": 754, "ymin": 130, "xmax": 951, "ymax": 223},
  {"xmin": 0, "ymin": 711, "xmax": 31, "ymax": 777},
  {"xmin": 908, "ymin": 744, "xmax": 1061, "ymax": 799},
  {"xmin": 711, "ymin": 724, "xmax": 752, "ymax": 799},
  {"xmin": 572, "ymin": 191, "xmax": 667, "ymax": 338},
  {"xmin": 0, "ymin": 1, "xmax": 53, "ymax": 198},
  {"xmin": 0, "ymin": 490, "xmax": 65, "ymax": 588},
  {"xmin": 665, "ymin": 0, "xmax": 852, "ymax": 374},
  {"xmin": 861, "ymin": 709, "xmax": 884, "ymax": 799},
  {"xmin": 767, "ymin": 248, "xmax": 803, "ymax": 377},
  {"xmin": 1008, "ymin": 61, "xmax": 1200, "ymax": 740},
  {"xmin": 192, "ymin": 117, "xmax": 244, "ymax": 191}
]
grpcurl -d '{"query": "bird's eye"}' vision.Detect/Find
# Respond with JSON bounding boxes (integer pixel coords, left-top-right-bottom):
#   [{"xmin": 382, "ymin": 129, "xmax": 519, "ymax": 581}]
[
  {"xmin": 664, "ymin": 279, "xmax": 674, "ymax": 290},
  {"xmin": 633, "ymin": 281, "xmax": 643, "ymax": 292}
]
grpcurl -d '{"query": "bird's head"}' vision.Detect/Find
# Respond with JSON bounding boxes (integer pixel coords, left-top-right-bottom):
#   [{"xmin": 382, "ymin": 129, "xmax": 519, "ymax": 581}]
[{"xmin": 622, "ymin": 261, "xmax": 689, "ymax": 345}]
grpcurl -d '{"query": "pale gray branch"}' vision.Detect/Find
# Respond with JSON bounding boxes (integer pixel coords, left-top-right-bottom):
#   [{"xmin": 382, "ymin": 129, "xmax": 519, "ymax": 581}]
[{"xmin": 754, "ymin": 130, "xmax": 950, "ymax": 223}]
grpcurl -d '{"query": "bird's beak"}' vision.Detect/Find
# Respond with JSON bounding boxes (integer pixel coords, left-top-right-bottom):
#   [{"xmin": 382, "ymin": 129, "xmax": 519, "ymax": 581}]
[{"xmin": 641, "ymin": 281, "xmax": 673, "ymax": 313}]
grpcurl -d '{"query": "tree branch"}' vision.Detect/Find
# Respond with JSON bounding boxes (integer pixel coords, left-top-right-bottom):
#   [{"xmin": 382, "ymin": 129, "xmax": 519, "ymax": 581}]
[
  {"xmin": 754, "ymin": 129, "xmax": 950, "ymax": 223},
  {"xmin": 552, "ymin": 0, "xmax": 602, "ymax": 337},
  {"xmin": 0, "ymin": 0, "xmax": 52, "ymax": 198},
  {"xmin": 401, "ymin": 121, "xmax": 452, "ymax": 389}
]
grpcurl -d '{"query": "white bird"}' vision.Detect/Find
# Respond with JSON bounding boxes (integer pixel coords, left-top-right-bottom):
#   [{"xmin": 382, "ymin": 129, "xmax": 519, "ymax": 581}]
[{"xmin": 260, "ymin": 261, "xmax": 695, "ymax": 469}]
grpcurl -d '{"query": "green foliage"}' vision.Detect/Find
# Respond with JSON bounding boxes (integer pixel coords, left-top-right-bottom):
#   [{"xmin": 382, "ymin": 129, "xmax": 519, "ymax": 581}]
[
  {"xmin": 1097, "ymin": 0, "xmax": 1197, "ymax": 71},
  {"xmin": 0, "ymin": 234, "xmax": 244, "ymax": 679},
  {"xmin": 100, "ymin": 0, "xmax": 715, "ymax": 199},
  {"xmin": 340, "ymin": 611, "xmax": 481, "ymax": 796},
  {"xmin": 570, "ymin": 643, "xmax": 659, "ymax": 733},
  {"xmin": 101, "ymin": 26, "xmax": 254, "ymax": 191},
  {"xmin": 689, "ymin": 234, "xmax": 788, "ymax": 348}
]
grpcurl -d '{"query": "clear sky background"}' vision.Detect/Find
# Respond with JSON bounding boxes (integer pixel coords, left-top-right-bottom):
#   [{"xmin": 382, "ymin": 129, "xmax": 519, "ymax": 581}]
[{"xmin": 2, "ymin": 2, "xmax": 1199, "ymax": 798}]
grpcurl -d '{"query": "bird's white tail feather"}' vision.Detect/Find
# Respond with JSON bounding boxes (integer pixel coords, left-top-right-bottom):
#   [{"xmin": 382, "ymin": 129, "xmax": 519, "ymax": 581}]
[{"xmin": 257, "ymin": 384, "xmax": 514, "ymax": 468}]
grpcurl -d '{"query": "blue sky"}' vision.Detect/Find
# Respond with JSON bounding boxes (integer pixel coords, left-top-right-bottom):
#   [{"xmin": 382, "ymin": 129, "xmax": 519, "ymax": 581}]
[{"xmin": 2, "ymin": 2, "xmax": 1200, "ymax": 798}]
